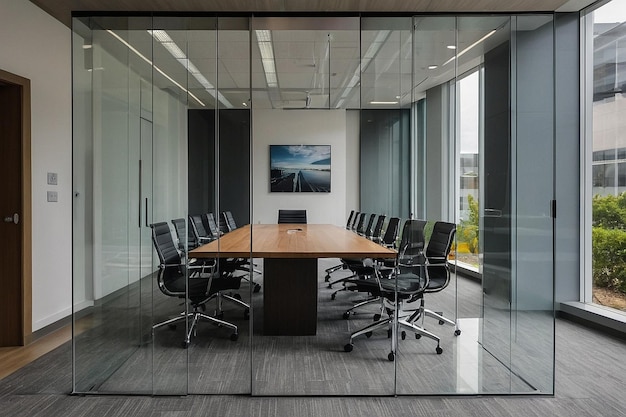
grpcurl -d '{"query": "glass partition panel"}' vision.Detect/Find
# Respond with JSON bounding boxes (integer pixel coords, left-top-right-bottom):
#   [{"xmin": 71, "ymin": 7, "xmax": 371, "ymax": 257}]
[
  {"xmin": 398, "ymin": 16, "xmax": 458, "ymax": 395},
  {"xmin": 509, "ymin": 15, "xmax": 555, "ymax": 394},
  {"xmin": 250, "ymin": 16, "xmax": 372, "ymax": 396},
  {"xmin": 72, "ymin": 15, "xmax": 158, "ymax": 394},
  {"xmin": 208, "ymin": 16, "xmax": 252, "ymax": 394}
]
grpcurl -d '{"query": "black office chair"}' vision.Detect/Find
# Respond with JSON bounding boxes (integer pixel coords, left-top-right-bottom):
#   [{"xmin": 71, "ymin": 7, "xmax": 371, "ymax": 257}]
[
  {"xmin": 204, "ymin": 213, "xmax": 223, "ymax": 239},
  {"xmin": 360, "ymin": 213, "xmax": 376, "ymax": 237},
  {"xmin": 349, "ymin": 211, "xmax": 361, "ymax": 231},
  {"xmin": 340, "ymin": 218, "xmax": 424, "ymax": 319},
  {"xmin": 325, "ymin": 210, "xmax": 359, "ymax": 280},
  {"xmin": 369, "ymin": 214, "xmax": 386, "ymax": 243},
  {"xmin": 380, "ymin": 217, "xmax": 401, "ymax": 249},
  {"xmin": 209, "ymin": 212, "xmax": 261, "ymax": 293},
  {"xmin": 150, "ymin": 222, "xmax": 242, "ymax": 348},
  {"xmin": 326, "ymin": 212, "xmax": 370, "ymax": 289},
  {"xmin": 343, "ymin": 219, "xmax": 440, "ymax": 361},
  {"xmin": 399, "ymin": 221, "xmax": 460, "ymax": 338},
  {"xmin": 277, "ymin": 209, "xmax": 307, "ymax": 224},
  {"xmin": 171, "ymin": 218, "xmax": 198, "ymax": 250},
  {"xmin": 345, "ymin": 210, "xmax": 355, "ymax": 229},
  {"xmin": 189, "ymin": 214, "xmax": 214, "ymax": 245},
  {"xmin": 353, "ymin": 212, "xmax": 367, "ymax": 235},
  {"xmin": 222, "ymin": 211, "xmax": 238, "ymax": 232}
]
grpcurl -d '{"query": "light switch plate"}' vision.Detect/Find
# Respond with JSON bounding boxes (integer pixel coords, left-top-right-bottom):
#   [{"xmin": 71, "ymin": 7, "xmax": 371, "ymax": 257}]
[
  {"xmin": 47, "ymin": 172, "xmax": 58, "ymax": 185},
  {"xmin": 47, "ymin": 191, "xmax": 58, "ymax": 202}
]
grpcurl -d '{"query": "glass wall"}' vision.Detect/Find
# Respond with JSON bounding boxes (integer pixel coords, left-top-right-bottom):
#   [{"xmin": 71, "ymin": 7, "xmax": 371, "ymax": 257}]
[
  {"xmin": 583, "ymin": 1, "xmax": 626, "ymax": 313},
  {"xmin": 72, "ymin": 13, "xmax": 555, "ymax": 396}
]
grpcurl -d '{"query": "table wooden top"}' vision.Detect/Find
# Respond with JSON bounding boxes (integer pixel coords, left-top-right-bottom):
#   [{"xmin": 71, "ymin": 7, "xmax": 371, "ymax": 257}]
[{"xmin": 190, "ymin": 224, "xmax": 397, "ymax": 259}]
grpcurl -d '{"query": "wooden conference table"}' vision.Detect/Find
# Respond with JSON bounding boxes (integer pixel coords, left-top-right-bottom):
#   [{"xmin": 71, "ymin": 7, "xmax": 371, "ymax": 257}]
[{"xmin": 190, "ymin": 224, "xmax": 397, "ymax": 335}]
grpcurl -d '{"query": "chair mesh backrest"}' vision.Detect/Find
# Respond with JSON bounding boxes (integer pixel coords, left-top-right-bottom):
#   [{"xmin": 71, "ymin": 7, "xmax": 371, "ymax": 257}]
[
  {"xmin": 345, "ymin": 210, "xmax": 355, "ymax": 228},
  {"xmin": 371, "ymin": 215, "xmax": 386, "ymax": 240},
  {"xmin": 398, "ymin": 219, "xmax": 427, "ymax": 261},
  {"xmin": 425, "ymin": 221, "xmax": 456, "ymax": 262},
  {"xmin": 364, "ymin": 214, "xmax": 376, "ymax": 237},
  {"xmin": 277, "ymin": 209, "xmax": 307, "ymax": 224},
  {"xmin": 204, "ymin": 213, "xmax": 221, "ymax": 238},
  {"xmin": 223, "ymin": 211, "xmax": 237, "ymax": 231},
  {"xmin": 350, "ymin": 211, "xmax": 361, "ymax": 230},
  {"xmin": 150, "ymin": 222, "xmax": 181, "ymax": 266},
  {"xmin": 355, "ymin": 213, "xmax": 366, "ymax": 234},
  {"xmin": 381, "ymin": 217, "xmax": 400, "ymax": 247}
]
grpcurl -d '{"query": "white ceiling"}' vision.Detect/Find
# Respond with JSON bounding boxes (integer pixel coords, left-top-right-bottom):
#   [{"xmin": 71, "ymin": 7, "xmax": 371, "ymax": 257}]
[{"xmin": 64, "ymin": 2, "xmax": 596, "ymax": 110}]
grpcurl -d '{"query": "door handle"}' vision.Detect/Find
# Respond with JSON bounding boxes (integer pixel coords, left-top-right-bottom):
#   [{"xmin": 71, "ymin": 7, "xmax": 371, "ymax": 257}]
[
  {"xmin": 483, "ymin": 208, "xmax": 502, "ymax": 218},
  {"xmin": 3, "ymin": 213, "xmax": 19, "ymax": 224}
]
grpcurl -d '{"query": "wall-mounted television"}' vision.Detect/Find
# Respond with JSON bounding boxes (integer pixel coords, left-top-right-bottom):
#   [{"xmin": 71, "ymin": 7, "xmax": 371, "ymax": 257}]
[{"xmin": 269, "ymin": 145, "xmax": 331, "ymax": 192}]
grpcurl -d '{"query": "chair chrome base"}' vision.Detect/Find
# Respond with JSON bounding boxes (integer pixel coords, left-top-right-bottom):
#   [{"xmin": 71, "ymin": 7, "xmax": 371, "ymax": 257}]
[{"xmin": 153, "ymin": 307, "xmax": 239, "ymax": 348}]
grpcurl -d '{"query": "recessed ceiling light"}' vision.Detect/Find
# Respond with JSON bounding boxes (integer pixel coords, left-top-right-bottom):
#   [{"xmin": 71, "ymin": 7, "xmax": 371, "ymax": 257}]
[
  {"xmin": 428, "ymin": 65, "xmax": 438, "ymax": 70},
  {"xmin": 447, "ymin": 45, "xmax": 457, "ymax": 50}
]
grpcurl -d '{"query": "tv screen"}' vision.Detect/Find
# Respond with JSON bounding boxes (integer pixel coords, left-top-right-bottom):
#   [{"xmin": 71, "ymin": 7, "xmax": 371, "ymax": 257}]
[{"xmin": 269, "ymin": 145, "xmax": 331, "ymax": 192}]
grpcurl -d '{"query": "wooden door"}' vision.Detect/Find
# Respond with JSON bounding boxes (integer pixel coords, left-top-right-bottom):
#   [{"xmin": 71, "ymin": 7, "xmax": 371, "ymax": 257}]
[{"xmin": 0, "ymin": 70, "xmax": 31, "ymax": 346}]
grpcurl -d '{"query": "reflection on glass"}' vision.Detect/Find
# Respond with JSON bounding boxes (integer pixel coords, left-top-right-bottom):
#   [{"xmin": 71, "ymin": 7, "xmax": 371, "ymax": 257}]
[
  {"xmin": 71, "ymin": 13, "xmax": 555, "ymax": 397},
  {"xmin": 590, "ymin": 1, "xmax": 626, "ymax": 313}
]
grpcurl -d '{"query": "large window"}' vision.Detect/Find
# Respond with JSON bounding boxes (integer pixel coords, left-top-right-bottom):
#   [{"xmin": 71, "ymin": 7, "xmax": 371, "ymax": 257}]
[
  {"xmin": 455, "ymin": 69, "xmax": 481, "ymax": 270},
  {"xmin": 584, "ymin": 1, "xmax": 626, "ymax": 312}
]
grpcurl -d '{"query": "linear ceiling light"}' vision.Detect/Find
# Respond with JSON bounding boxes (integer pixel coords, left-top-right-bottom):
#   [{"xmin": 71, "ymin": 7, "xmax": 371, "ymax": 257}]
[
  {"xmin": 255, "ymin": 30, "xmax": 278, "ymax": 88},
  {"xmin": 106, "ymin": 30, "xmax": 205, "ymax": 107},
  {"xmin": 149, "ymin": 30, "xmax": 233, "ymax": 108},
  {"xmin": 442, "ymin": 29, "xmax": 497, "ymax": 67},
  {"xmin": 335, "ymin": 30, "xmax": 390, "ymax": 108}
]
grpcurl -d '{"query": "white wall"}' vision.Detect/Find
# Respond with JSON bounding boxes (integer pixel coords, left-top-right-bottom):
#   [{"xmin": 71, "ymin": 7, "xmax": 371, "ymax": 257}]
[
  {"xmin": 252, "ymin": 109, "xmax": 349, "ymax": 226},
  {"xmin": 0, "ymin": 0, "xmax": 72, "ymax": 330}
]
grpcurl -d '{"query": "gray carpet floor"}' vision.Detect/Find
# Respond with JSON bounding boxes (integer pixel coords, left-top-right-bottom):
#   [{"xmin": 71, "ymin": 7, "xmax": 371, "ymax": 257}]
[{"xmin": 2, "ymin": 259, "xmax": 626, "ymax": 416}]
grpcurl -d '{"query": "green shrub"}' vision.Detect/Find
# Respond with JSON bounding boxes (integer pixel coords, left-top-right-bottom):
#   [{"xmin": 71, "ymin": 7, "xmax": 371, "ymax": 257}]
[
  {"xmin": 457, "ymin": 194, "xmax": 479, "ymax": 254},
  {"xmin": 592, "ymin": 192, "xmax": 626, "ymax": 294},
  {"xmin": 592, "ymin": 226, "xmax": 626, "ymax": 293}
]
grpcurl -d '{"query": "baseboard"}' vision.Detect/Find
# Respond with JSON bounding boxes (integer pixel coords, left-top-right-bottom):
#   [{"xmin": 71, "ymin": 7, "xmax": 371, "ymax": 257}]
[{"xmin": 558, "ymin": 301, "xmax": 626, "ymax": 340}]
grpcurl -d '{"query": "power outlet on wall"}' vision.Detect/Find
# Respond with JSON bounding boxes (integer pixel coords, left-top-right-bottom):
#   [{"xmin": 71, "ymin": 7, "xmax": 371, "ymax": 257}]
[{"xmin": 47, "ymin": 191, "xmax": 58, "ymax": 202}]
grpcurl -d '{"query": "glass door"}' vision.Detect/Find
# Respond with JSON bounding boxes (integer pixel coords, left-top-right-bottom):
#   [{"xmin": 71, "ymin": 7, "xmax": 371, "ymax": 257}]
[{"xmin": 72, "ymin": 15, "xmax": 159, "ymax": 394}]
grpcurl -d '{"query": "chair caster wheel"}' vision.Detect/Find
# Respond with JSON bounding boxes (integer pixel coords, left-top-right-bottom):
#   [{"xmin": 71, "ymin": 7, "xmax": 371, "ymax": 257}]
[
  {"xmin": 439, "ymin": 320, "xmax": 445, "ymax": 325},
  {"xmin": 344, "ymin": 343, "xmax": 353, "ymax": 352},
  {"xmin": 454, "ymin": 329, "xmax": 461, "ymax": 336},
  {"xmin": 327, "ymin": 284, "xmax": 332, "ymax": 289},
  {"xmin": 436, "ymin": 346, "xmax": 443, "ymax": 354},
  {"xmin": 244, "ymin": 309, "xmax": 250, "ymax": 320},
  {"xmin": 342, "ymin": 311, "xmax": 350, "ymax": 320},
  {"xmin": 401, "ymin": 331, "xmax": 406, "ymax": 340},
  {"xmin": 230, "ymin": 333, "xmax": 239, "ymax": 341},
  {"xmin": 325, "ymin": 275, "xmax": 330, "ymax": 282},
  {"xmin": 365, "ymin": 331, "xmax": 373, "ymax": 338},
  {"xmin": 388, "ymin": 352, "xmax": 395, "ymax": 361},
  {"xmin": 373, "ymin": 314, "xmax": 381, "ymax": 321},
  {"xmin": 253, "ymin": 284, "xmax": 261, "ymax": 293},
  {"xmin": 233, "ymin": 293, "xmax": 242, "ymax": 300},
  {"xmin": 168, "ymin": 324, "xmax": 177, "ymax": 330},
  {"xmin": 415, "ymin": 333, "xmax": 422, "ymax": 339},
  {"xmin": 182, "ymin": 341, "xmax": 189, "ymax": 349},
  {"xmin": 331, "ymin": 293, "xmax": 336, "ymax": 300}
]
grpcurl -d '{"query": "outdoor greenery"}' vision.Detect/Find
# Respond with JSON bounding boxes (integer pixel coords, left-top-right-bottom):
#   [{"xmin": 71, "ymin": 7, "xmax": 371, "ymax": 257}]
[
  {"xmin": 456, "ymin": 194, "xmax": 480, "ymax": 256},
  {"xmin": 592, "ymin": 193, "xmax": 626, "ymax": 294}
]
